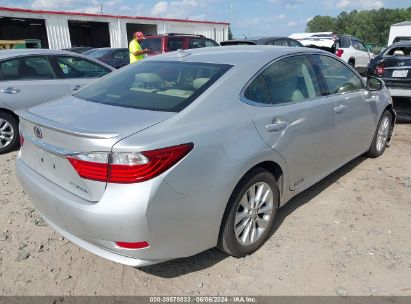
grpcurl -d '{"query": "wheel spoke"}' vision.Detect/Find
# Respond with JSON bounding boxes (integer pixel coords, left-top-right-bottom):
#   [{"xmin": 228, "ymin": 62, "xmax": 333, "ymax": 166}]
[
  {"xmin": 235, "ymin": 211, "xmax": 249, "ymax": 225},
  {"xmin": 254, "ymin": 184, "xmax": 265, "ymax": 206},
  {"xmin": 258, "ymin": 204, "xmax": 273, "ymax": 215},
  {"xmin": 257, "ymin": 189, "xmax": 272, "ymax": 209},
  {"xmin": 235, "ymin": 217, "xmax": 249, "ymax": 238},
  {"xmin": 241, "ymin": 219, "xmax": 253, "ymax": 244},
  {"xmin": 250, "ymin": 220, "xmax": 257, "ymax": 243}
]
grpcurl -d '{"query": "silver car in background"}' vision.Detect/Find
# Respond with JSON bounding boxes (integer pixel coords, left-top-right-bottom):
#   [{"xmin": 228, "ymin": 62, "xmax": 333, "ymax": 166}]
[
  {"xmin": 16, "ymin": 46, "xmax": 395, "ymax": 266},
  {"xmin": 0, "ymin": 49, "xmax": 114, "ymax": 153}
]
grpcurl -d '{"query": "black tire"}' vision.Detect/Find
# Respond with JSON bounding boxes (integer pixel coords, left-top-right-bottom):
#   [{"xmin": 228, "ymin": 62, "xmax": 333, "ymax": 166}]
[
  {"xmin": 366, "ymin": 110, "xmax": 393, "ymax": 158},
  {"xmin": 0, "ymin": 112, "xmax": 19, "ymax": 154},
  {"xmin": 218, "ymin": 168, "xmax": 279, "ymax": 257}
]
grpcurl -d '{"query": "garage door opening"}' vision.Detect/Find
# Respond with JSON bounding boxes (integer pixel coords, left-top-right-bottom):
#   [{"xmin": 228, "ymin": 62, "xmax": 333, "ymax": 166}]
[
  {"xmin": 0, "ymin": 16, "xmax": 48, "ymax": 48},
  {"xmin": 126, "ymin": 23, "xmax": 157, "ymax": 43},
  {"xmin": 68, "ymin": 20, "xmax": 110, "ymax": 47}
]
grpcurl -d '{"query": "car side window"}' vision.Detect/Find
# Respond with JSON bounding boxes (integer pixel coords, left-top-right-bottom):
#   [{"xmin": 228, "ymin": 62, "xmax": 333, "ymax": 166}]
[
  {"xmin": 338, "ymin": 37, "xmax": 351, "ymax": 48},
  {"xmin": 189, "ymin": 38, "xmax": 206, "ymax": 49},
  {"xmin": 244, "ymin": 74, "xmax": 271, "ymax": 104},
  {"xmin": 53, "ymin": 56, "xmax": 110, "ymax": 79},
  {"xmin": 358, "ymin": 42, "xmax": 367, "ymax": 52},
  {"xmin": 0, "ymin": 56, "xmax": 54, "ymax": 80},
  {"xmin": 205, "ymin": 39, "xmax": 219, "ymax": 47},
  {"xmin": 113, "ymin": 51, "xmax": 128, "ymax": 59},
  {"xmin": 167, "ymin": 38, "xmax": 184, "ymax": 51},
  {"xmin": 288, "ymin": 40, "xmax": 301, "ymax": 47},
  {"xmin": 314, "ymin": 55, "xmax": 363, "ymax": 95},
  {"xmin": 261, "ymin": 55, "xmax": 322, "ymax": 104},
  {"xmin": 271, "ymin": 40, "xmax": 288, "ymax": 46}
]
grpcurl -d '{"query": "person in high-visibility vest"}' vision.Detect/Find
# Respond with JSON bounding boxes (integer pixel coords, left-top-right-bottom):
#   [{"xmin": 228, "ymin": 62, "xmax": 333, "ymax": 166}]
[{"xmin": 129, "ymin": 32, "xmax": 149, "ymax": 64}]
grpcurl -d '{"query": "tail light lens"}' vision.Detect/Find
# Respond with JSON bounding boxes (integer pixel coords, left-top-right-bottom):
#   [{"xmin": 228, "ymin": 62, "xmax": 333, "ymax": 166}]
[
  {"xmin": 376, "ymin": 64, "xmax": 384, "ymax": 76},
  {"xmin": 67, "ymin": 143, "xmax": 194, "ymax": 184},
  {"xmin": 336, "ymin": 49, "xmax": 344, "ymax": 57}
]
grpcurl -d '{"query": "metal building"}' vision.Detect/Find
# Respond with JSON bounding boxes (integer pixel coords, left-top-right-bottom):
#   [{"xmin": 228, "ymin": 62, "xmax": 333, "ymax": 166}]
[{"xmin": 0, "ymin": 6, "xmax": 229, "ymax": 49}]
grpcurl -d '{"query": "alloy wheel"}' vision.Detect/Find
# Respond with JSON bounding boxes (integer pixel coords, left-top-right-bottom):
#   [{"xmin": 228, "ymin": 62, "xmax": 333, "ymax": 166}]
[
  {"xmin": 234, "ymin": 182, "xmax": 274, "ymax": 246},
  {"xmin": 0, "ymin": 118, "xmax": 15, "ymax": 149}
]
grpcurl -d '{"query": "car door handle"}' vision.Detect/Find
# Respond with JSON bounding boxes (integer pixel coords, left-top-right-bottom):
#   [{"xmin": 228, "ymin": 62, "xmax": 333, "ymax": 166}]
[
  {"xmin": 334, "ymin": 104, "xmax": 347, "ymax": 113},
  {"xmin": 0, "ymin": 87, "xmax": 21, "ymax": 94},
  {"xmin": 71, "ymin": 85, "xmax": 82, "ymax": 91},
  {"xmin": 265, "ymin": 120, "xmax": 288, "ymax": 132}
]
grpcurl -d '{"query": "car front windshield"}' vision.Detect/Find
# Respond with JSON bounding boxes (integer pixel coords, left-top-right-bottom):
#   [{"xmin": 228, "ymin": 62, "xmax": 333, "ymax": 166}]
[{"xmin": 74, "ymin": 61, "xmax": 232, "ymax": 112}]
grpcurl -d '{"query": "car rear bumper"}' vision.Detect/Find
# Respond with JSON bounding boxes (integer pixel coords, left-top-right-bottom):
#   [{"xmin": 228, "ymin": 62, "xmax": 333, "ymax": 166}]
[
  {"xmin": 16, "ymin": 156, "xmax": 219, "ymax": 266},
  {"xmin": 388, "ymin": 88, "xmax": 411, "ymax": 98}
]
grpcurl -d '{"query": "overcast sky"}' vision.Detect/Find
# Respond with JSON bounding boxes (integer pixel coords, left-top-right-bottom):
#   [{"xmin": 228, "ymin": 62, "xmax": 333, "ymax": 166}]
[{"xmin": 1, "ymin": 0, "xmax": 410, "ymax": 37}]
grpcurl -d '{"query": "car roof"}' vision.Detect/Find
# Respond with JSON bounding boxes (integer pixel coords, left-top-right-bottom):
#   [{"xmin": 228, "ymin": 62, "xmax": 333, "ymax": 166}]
[
  {"xmin": 223, "ymin": 37, "xmax": 292, "ymax": 43},
  {"xmin": 146, "ymin": 45, "xmax": 326, "ymax": 65},
  {"xmin": 0, "ymin": 48, "xmax": 83, "ymax": 60}
]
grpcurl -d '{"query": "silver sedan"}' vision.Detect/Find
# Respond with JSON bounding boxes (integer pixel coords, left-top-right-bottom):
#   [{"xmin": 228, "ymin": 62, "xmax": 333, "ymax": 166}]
[
  {"xmin": 16, "ymin": 46, "xmax": 395, "ymax": 266},
  {"xmin": 0, "ymin": 49, "xmax": 114, "ymax": 154}
]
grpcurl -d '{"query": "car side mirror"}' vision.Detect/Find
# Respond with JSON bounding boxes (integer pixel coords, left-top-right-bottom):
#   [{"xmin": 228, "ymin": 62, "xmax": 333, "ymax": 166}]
[{"xmin": 366, "ymin": 76, "xmax": 383, "ymax": 91}]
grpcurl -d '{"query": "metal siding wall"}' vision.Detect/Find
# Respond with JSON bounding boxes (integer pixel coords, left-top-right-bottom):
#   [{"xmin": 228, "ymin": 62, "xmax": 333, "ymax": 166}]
[
  {"xmin": 0, "ymin": 9, "xmax": 229, "ymax": 47},
  {"xmin": 45, "ymin": 16, "xmax": 71, "ymax": 49}
]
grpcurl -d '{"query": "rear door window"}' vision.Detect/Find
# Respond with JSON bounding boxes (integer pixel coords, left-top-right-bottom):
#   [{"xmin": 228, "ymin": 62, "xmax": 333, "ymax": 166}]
[
  {"xmin": 75, "ymin": 61, "xmax": 232, "ymax": 112},
  {"xmin": 51, "ymin": 56, "xmax": 111, "ymax": 78},
  {"xmin": 0, "ymin": 56, "xmax": 55, "ymax": 80},
  {"xmin": 261, "ymin": 55, "xmax": 322, "ymax": 104}
]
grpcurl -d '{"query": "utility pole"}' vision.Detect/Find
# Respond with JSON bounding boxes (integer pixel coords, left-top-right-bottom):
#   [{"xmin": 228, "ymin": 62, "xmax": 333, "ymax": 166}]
[{"xmin": 100, "ymin": 2, "xmax": 103, "ymax": 14}]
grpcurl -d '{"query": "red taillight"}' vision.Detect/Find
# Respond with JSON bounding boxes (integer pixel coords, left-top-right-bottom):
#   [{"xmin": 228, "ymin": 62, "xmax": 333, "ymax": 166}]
[
  {"xmin": 67, "ymin": 143, "xmax": 194, "ymax": 184},
  {"xmin": 335, "ymin": 49, "xmax": 344, "ymax": 57},
  {"xmin": 19, "ymin": 132, "xmax": 24, "ymax": 147},
  {"xmin": 115, "ymin": 241, "xmax": 149, "ymax": 249},
  {"xmin": 376, "ymin": 64, "xmax": 384, "ymax": 75}
]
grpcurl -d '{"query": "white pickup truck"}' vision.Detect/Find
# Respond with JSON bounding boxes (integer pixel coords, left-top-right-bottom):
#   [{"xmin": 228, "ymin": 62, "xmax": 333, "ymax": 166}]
[{"xmin": 290, "ymin": 32, "xmax": 372, "ymax": 74}]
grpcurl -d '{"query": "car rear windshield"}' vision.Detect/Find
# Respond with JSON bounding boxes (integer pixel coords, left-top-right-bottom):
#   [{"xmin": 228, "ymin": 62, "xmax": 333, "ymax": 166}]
[
  {"xmin": 384, "ymin": 46, "xmax": 411, "ymax": 56},
  {"xmin": 140, "ymin": 38, "xmax": 162, "ymax": 52},
  {"xmin": 86, "ymin": 49, "xmax": 110, "ymax": 58},
  {"xmin": 74, "ymin": 61, "xmax": 232, "ymax": 112}
]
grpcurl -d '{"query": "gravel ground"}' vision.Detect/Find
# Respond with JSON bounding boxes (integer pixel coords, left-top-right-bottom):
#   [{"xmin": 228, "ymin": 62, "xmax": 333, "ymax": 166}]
[{"xmin": 0, "ymin": 124, "xmax": 410, "ymax": 296}]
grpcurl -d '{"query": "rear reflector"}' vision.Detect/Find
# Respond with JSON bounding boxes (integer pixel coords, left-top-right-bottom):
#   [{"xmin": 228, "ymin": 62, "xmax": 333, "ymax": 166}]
[
  {"xmin": 376, "ymin": 65, "xmax": 384, "ymax": 75},
  {"xmin": 19, "ymin": 132, "xmax": 24, "ymax": 147},
  {"xmin": 335, "ymin": 49, "xmax": 344, "ymax": 57},
  {"xmin": 67, "ymin": 143, "xmax": 194, "ymax": 184},
  {"xmin": 115, "ymin": 241, "xmax": 149, "ymax": 249}
]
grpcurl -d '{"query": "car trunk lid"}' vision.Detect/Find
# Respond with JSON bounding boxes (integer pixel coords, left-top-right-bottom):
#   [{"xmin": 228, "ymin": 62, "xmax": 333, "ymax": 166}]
[
  {"xmin": 17, "ymin": 95, "xmax": 175, "ymax": 202},
  {"xmin": 379, "ymin": 56, "xmax": 411, "ymax": 80}
]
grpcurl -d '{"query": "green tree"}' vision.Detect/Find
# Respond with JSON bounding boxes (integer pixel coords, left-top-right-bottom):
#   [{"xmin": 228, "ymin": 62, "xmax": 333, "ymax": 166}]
[
  {"xmin": 306, "ymin": 16, "xmax": 337, "ymax": 32},
  {"xmin": 305, "ymin": 7, "xmax": 411, "ymax": 46}
]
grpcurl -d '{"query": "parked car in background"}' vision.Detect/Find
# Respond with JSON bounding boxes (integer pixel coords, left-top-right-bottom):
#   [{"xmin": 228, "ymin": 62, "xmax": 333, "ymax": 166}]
[
  {"xmin": 290, "ymin": 32, "xmax": 371, "ymax": 74},
  {"xmin": 83, "ymin": 48, "xmax": 129, "ymax": 69},
  {"xmin": 368, "ymin": 41, "xmax": 411, "ymax": 98},
  {"xmin": 336, "ymin": 35, "xmax": 372, "ymax": 74},
  {"xmin": 220, "ymin": 37, "xmax": 303, "ymax": 47},
  {"xmin": 0, "ymin": 49, "xmax": 114, "ymax": 153},
  {"xmin": 140, "ymin": 33, "xmax": 219, "ymax": 56},
  {"xmin": 62, "ymin": 47, "xmax": 94, "ymax": 54},
  {"xmin": 16, "ymin": 46, "xmax": 395, "ymax": 267}
]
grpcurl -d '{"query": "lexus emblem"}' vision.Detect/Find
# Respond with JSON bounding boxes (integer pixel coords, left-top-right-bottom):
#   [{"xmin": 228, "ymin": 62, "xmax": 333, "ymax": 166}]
[{"xmin": 34, "ymin": 126, "xmax": 42, "ymax": 139}]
